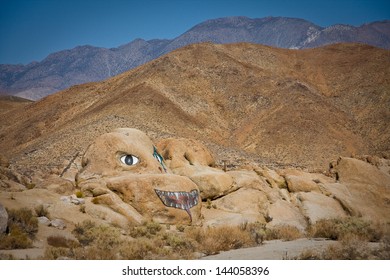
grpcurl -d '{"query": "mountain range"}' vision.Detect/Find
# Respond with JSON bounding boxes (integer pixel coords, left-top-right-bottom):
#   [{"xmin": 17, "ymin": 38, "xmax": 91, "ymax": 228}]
[
  {"xmin": 1, "ymin": 42, "xmax": 389, "ymax": 171},
  {"xmin": 1, "ymin": 16, "xmax": 389, "ymax": 100}
]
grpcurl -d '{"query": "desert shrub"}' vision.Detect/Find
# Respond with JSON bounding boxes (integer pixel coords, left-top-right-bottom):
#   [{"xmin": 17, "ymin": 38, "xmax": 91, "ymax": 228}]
[
  {"xmin": 47, "ymin": 220, "xmax": 123, "ymax": 260},
  {"xmin": 75, "ymin": 190, "xmax": 83, "ymax": 198},
  {"xmin": 264, "ymin": 225, "xmax": 303, "ymax": 241},
  {"xmin": 7, "ymin": 207, "xmax": 38, "ymax": 238},
  {"xmin": 73, "ymin": 220, "xmax": 121, "ymax": 250},
  {"xmin": 120, "ymin": 238, "xmax": 163, "ymax": 260},
  {"xmin": 0, "ymin": 224, "xmax": 32, "ymax": 249},
  {"xmin": 72, "ymin": 220, "xmax": 96, "ymax": 246},
  {"xmin": 163, "ymin": 233, "xmax": 195, "ymax": 251},
  {"xmin": 308, "ymin": 217, "xmax": 383, "ymax": 241},
  {"xmin": 185, "ymin": 225, "xmax": 255, "ymax": 255},
  {"xmin": 176, "ymin": 224, "xmax": 185, "ymax": 232},
  {"xmin": 240, "ymin": 221, "xmax": 267, "ymax": 244},
  {"xmin": 129, "ymin": 221, "xmax": 162, "ymax": 238},
  {"xmin": 44, "ymin": 247, "xmax": 74, "ymax": 260},
  {"xmin": 0, "ymin": 207, "xmax": 38, "ymax": 249},
  {"xmin": 34, "ymin": 204, "xmax": 49, "ymax": 218},
  {"xmin": 26, "ymin": 183, "xmax": 36, "ymax": 190},
  {"xmin": 47, "ymin": 235, "xmax": 78, "ymax": 248}
]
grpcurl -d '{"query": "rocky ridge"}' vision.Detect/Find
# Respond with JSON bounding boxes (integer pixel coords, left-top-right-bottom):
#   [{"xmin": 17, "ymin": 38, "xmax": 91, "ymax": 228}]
[{"xmin": 1, "ymin": 16, "xmax": 389, "ymax": 100}]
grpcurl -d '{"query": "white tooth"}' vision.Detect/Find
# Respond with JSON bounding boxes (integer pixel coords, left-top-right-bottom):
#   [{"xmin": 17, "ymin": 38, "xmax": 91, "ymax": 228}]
[{"xmin": 175, "ymin": 193, "xmax": 179, "ymax": 199}]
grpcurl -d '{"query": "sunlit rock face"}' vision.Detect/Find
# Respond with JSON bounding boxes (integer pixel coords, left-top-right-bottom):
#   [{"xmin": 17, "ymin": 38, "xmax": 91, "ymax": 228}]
[{"xmin": 77, "ymin": 128, "xmax": 201, "ymax": 226}]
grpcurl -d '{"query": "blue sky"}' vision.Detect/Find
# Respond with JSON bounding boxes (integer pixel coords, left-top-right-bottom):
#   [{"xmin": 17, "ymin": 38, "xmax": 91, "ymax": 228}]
[{"xmin": 0, "ymin": 0, "xmax": 389, "ymax": 64}]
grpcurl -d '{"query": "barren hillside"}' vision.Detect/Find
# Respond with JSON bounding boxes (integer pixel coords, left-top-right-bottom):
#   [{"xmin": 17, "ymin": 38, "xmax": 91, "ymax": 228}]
[{"xmin": 0, "ymin": 42, "xmax": 389, "ymax": 172}]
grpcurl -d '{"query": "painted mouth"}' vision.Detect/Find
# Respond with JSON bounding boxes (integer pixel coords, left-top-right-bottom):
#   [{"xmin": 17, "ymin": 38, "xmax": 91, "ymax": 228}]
[{"xmin": 154, "ymin": 189, "xmax": 199, "ymax": 222}]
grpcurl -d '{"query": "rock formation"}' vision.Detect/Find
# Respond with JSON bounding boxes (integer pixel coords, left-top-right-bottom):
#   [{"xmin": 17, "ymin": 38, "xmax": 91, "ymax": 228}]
[
  {"xmin": 0, "ymin": 127, "xmax": 389, "ymax": 261},
  {"xmin": 76, "ymin": 128, "xmax": 202, "ymax": 226}
]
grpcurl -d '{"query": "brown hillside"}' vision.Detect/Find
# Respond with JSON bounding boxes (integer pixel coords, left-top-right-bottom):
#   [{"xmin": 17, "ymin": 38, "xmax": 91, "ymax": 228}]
[
  {"xmin": 0, "ymin": 42, "xmax": 389, "ymax": 171},
  {"xmin": 0, "ymin": 95, "xmax": 33, "ymax": 115}
]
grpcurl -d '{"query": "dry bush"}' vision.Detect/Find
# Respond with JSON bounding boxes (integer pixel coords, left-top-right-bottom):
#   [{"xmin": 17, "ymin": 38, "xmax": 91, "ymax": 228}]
[
  {"xmin": 118, "ymin": 237, "xmax": 179, "ymax": 260},
  {"xmin": 0, "ymin": 225, "xmax": 32, "ymax": 249},
  {"xmin": 298, "ymin": 225, "xmax": 390, "ymax": 260},
  {"xmin": 44, "ymin": 247, "xmax": 74, "ymax": 260},
  {"xmin": 7, "ymin": 207, "xmax": 38, "ymax": 238},
  {"xmin": 185, "ymin": 225, "xmax": 256, "ymax": 255},
  {"xmin": 0, "ymin": 207, "xmax": 38, "ymax": 249},
  {"xmin": 322, "ymin": 235, "xmax": 372, "ymax": 260},
  {"xmin": 129, "ymin": 221, "xmax": 162, "ymax": 238},
  {"xmin": 72, "ymin": 220, "xmax": 97, "ymax": 246},
  {"xmin": 308, "ymin": 217, "xmax": 383, "ymax": 241},
  {"xmin": 47, "ymin": 235, "xmax": 78, "ymax": 248},
  {"xmin": 264, "ymin": 225, "xmax": 303, "ymax": 241},
  {"xmin": 34, "ymin": 204, "xmax": 49, "ymax": 218},
  {"xmin": 46, "ymin": 220, "xmax": 123, "ymax": 260}
]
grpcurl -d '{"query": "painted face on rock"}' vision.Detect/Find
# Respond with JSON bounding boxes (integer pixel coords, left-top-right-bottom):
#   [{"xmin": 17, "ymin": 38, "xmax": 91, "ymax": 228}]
[{"xmin": 77, "ymin": 128, "xmax": 201, "ymax": 225}]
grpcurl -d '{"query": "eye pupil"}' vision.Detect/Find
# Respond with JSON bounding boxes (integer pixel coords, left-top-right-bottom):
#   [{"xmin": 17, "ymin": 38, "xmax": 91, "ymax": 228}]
[
  {"xmin": 120, "ymin": 154, "xmax": 139, "ymax": 166},
  {"xmin": 124, "ymin": 155, "xmax": 133, "ymax": 165}
]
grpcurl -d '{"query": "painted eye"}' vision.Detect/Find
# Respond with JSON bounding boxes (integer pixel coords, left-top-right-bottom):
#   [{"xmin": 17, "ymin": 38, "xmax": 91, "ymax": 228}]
[{"xmin": 120, "ymin": 154, "xmax": 139, "ymax": 166}]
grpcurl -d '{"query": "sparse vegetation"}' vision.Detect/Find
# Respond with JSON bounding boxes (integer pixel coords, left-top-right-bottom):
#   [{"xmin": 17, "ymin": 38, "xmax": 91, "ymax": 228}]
[
  {"xmin": 41, "ymin": 217, "xmax": 389, "ymax": 260},
  {"xmin": 34, "ymin": 204, "xmax": 49, "ymax": 218},
  {"xmin": 298, "ymin": 235, "xmax": 390, "ymax": 260},
  {"xmin": 43, "ymin": 220, "xmax": 266, "ymax": 259},
  {"xmin": 0, "ymin": 208, "xmax": 38, "ymax": 249},
  {"xmin": 75, "ymin": 190, "xmax": 83, "ymax": 198},
  {"xmin": 184, "ymin": 225, "xmax": 257, "ymax": 255},
  {"xmin": 308, "ymin": 217, "xmax": 384, "ymax": 242},
  {"xmin": 47, "ymin": 235, "xmax": 78, "ymax": 248},
  {"xmin": 129, "ymin": 221, "xmax": 162, "ymax": 238},
  {"xmin": 297, "ymin": 218, "xmax": 390, "ymax": 260},
  {"xmin": 264, "ymin": 225, "xmax": 303, "ymax": 241}
]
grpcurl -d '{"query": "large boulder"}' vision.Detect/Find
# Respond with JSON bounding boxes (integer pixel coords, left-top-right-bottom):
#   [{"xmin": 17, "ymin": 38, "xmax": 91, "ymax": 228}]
[
  {"xmin": 334, "ymin": 157, "xmax": 390, "ymax": 187},
  {"xmin": 285, "ymin": 175, "xmax": 321, "ymax": 193},
  {"xmin": 0, "ymin": 203, "xmax": 8, "ymax": 233},
  {"xmin": 157, "ymin": 138, "xmax": 215, "ymax": 169},
  {"xmin": 266, "ymin": 199, "xmax": 307, "ymax": 231},
  {"xmin": 295, "ymin": 192, "xmax": 347, "ymax": 224},
  {"xmin": 77, "ymin": 128, "xmax": 201, "ymax": 226},
  {"xmin": 157, "ymin": 138, "xmax": 234, "ymax": 199},
  {"xmin": 189, "ymin": 168, "xmax": 234, "ymax": 199},
  {"xmin": 325, "ymin": 157, "xmax": 390, "ymax": 222}
]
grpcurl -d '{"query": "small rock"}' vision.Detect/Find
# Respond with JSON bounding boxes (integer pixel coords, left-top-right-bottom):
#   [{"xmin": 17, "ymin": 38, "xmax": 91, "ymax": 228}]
[
  {"xmin": 50, "ymin": 218, "xmax": 66, "ymax": 230},
  {"xmin": 37, "ymin": 216, "xmax": 51, "ymax": 226},
  {"xmin": 60, "ymin": 196, "xmax": 71, "ymax": 203},
  {"xmin": 71, "ymin": 197, "xmax": 85, "ymax": 205}
]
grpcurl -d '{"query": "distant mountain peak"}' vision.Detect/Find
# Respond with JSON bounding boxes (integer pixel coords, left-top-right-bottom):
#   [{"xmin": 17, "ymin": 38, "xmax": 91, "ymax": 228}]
[{"xmin": 1, "ymin": 16, "xmax": 389, "ymax": 100}]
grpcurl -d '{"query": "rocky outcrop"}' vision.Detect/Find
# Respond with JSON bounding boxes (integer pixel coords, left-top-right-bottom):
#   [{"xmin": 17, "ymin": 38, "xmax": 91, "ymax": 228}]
[
  {"xmin": 157, "ymin": 136, "xmax": 390, "ymax": 229},
  {"xmin": 1, "ymin": 128, "xmax": 389, "ymax": 238},
  {"xmin": 325, "ymin": 157, "xmax": 390, "ymax": 221},
  {"xmin": 0, "ymin": 155, "xmax": 31, "ymax": 191},
  {"xmin": 76, "ymin": 128, "xmax": 202, "ymax": 226}
]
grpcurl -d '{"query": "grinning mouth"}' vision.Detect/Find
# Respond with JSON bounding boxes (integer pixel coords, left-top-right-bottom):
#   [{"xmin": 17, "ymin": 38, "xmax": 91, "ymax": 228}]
[{"xmin": 154, "ymin": 189, "xmax": 199, "ymax": 222}]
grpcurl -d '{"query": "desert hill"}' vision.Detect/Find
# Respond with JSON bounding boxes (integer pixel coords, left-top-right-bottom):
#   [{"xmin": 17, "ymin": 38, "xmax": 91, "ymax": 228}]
[
  {"xmin": 0, "ymin": 42, "xmax": 389, "ymax": 172},
  {"xmin": 0, "ymin": 95, "xmax": 32, "ymax": 116},
  {"xmin": 1, "ymin": 16, "xmax": 389, "ymax": 100}
]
